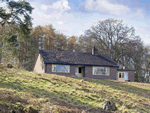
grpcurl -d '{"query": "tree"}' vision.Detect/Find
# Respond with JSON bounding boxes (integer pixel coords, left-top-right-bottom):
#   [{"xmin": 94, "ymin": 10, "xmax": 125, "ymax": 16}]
[
  {"xmin": 85, "ymin": 18, "xmax": 135, "ymax": 62},
  {"xmin": 76, "ymin": 35, "xmax": 96, "ymax": 52},
  {"xmin": 42, "ymin": 25, "xmax": 56, "ymax": 50},
  {"xmin": 67, "ymin": 36, "xmax": 77, "ymax": 51},
  {"xmin": 0, "ymin": 0, "xmax": 33, "ymax": 63},
  {"xmin": 54, "ymin": 33, "xmax": 67, "ymax": 51}
]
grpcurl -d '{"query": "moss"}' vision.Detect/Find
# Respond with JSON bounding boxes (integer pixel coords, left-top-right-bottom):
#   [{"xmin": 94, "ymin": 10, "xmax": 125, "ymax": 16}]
[{"xmin": 0, "ymin": 68, "xmax": 150, "ymax": 112}]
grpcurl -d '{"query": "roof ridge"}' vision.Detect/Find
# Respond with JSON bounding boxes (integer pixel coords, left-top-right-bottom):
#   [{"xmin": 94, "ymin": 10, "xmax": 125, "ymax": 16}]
[{"xmin": 39, "ymin": 49, "xmax": 110, "ymax": 55}]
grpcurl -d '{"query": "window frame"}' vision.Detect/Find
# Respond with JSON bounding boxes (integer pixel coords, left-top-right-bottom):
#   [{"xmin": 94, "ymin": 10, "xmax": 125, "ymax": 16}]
[
  {"xmin": 92, "ymin": 66, "xmax": 110, "ymax": 76},
  {"xmin": 52, "ymin": 64, "xmax": 70, "ymax": 73}
]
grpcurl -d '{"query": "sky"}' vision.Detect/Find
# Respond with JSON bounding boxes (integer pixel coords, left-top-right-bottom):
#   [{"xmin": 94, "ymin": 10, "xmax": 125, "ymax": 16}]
[{"xmin": 15, "ymin": 0, "xmax": 150, "ymax": 45}]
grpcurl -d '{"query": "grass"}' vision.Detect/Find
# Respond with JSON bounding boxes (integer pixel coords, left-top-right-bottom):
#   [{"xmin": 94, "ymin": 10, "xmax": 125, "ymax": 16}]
[{"xmin": 0, "ymin": 65, "xmax": 150, "ymax": 113}]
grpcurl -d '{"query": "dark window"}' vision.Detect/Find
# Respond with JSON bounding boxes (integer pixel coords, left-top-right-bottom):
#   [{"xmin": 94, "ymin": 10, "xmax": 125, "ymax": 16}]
[
  {"xmin": 79, "ymin": 67, "xmax": 82, "ymax": 73},
  {"xmin": 119, "ymin": 73, "xmax": 122, "ymax": 78}
]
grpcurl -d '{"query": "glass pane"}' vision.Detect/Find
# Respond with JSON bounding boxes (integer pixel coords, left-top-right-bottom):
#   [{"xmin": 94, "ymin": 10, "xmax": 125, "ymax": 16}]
[
  {"xmin": 75, "ymin": 67, "xmax": 78, "ymax": 73},
  {"xmin": 93, "ymin": 67, "xmax": 96, "ymax": 74},
  {"xmin": 98, "ymin": 67, "xmax": 105, "ymax": 74},
  {"xmin": 93, "ymin": 67, "xmax": 105, "ymax": 75},
  {"xmin": 106, "ymin": 68, "xmax": 109, "ymax": 75},
  {"xmin": 119, "ymin": 73, "xmax": 122, "ymax": 78},
  {"xmin": 52, "ymin": 67, "xmax": 56, "ymax": 71},
  {"xmin": 55, "ymin": 65, "xmax": 69, "ymax": 73},
  {"xmin": 122, "ymin": 73, "xmax": 124, "ymax": 78},
  {"xmin": 52, "ymin": 65, "xmax": 56, "ymax": 72}
]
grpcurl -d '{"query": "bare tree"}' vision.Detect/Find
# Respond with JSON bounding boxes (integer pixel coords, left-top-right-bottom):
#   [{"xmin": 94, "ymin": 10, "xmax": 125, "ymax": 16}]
[{"xmin": 85, "ymin": 18, "xmax": 135, "ymax": 61}]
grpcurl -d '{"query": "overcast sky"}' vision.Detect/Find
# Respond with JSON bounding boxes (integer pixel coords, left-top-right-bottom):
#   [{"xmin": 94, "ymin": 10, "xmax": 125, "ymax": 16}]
[{"xmin": 18, "ymin": 0, "xmax": 150, "ymax": 45}]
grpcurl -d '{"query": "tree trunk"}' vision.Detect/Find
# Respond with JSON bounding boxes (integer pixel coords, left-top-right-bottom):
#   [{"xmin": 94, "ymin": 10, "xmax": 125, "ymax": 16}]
[
  {"xmin": 0, "ymin": 26, "xmax": 5, "ymax": 64},
  {"xmin": 0, "ymin": 42, "xmax": 2, "ymax": 63}
]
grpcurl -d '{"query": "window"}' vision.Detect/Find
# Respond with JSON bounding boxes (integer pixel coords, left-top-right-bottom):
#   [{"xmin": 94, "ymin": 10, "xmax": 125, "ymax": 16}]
[
  {"xmin": 52, "ymin": 65, "xmax": 70, "ymax": 73},
  {"xmin": 118, "ymin": 72, "xmax": 125, "ymax": 78},
  {"xmin": 122, "ymin": 73, "xmax": 124, "ymax": 78},
  {"xmin": 119, "ymin": 73, "xmax": 122, "ymax": 78},
  {"xmin": 75, "ymin": 67, "xmax": 78, "ymax": 73},
  {"xmin": 93, "ymin": 67, "xmax": 110, "ymax": 75}
]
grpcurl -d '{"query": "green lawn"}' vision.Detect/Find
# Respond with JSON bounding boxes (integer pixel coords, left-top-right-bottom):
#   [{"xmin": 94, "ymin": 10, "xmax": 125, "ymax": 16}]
[{"xmin": 0, "ymin": 65, "xmax": 150, "ymax": 113}]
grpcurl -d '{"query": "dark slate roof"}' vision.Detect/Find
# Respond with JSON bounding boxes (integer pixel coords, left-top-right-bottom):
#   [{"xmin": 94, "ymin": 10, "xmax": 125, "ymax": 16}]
[
  {"xmin": 117, "ymin": 69, "xmax": 135, "ymax": 71},
  {"xmin": 39, "ymin": 50, "xmax": 119, "ymax": 67}
]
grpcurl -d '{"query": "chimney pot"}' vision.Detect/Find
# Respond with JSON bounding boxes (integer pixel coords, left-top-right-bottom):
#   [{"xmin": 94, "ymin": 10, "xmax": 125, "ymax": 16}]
[{"xmin": 123, "ymin": 66, "xmax": 126, "ymax": 69}]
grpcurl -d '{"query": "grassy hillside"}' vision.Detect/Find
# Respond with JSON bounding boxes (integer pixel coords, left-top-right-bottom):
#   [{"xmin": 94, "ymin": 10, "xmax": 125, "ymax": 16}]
[{"xmin": 0, "ymin": 65, "xmax": 150, "ymax": 113}]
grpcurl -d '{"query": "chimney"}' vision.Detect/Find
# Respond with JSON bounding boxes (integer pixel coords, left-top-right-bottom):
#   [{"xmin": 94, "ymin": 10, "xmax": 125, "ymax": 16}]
[
  {"xmin": 73, "ymin": 49, "xmax": 76, "ymax": 52},
  {"xmin": 123, "ymin": 66, "xmax": 126, "ymax": 69},
  {"xmin": 92, "ymin": 46, "xmax": 98, "ymax": 55}
]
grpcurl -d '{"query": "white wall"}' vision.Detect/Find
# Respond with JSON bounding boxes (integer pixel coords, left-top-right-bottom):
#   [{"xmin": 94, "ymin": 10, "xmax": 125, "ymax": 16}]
[{"xmin": 33, "ymin": 54, "xmax": 45, "ymax": 73}]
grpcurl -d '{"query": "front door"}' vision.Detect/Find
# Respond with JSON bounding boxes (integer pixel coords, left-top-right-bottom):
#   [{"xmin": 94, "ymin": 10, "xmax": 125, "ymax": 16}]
[
  {"xmin": 118, "ymin": 72, "xmax": 125, "ymax": 81},
  {"xmin": 75, "ymin": 66, "xmax": 85, "ymax": 77},
  {"xmin": 125, "ymin": 72, "xmax": 128, "ymax": 80}
]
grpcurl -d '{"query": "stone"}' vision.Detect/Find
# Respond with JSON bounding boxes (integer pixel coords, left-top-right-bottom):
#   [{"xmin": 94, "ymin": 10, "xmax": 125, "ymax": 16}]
[
  {"xmin": 110, "ymin": 101, "xmax": 117, "ymax": 111},
  {"xmin": 103, "ymin": 101, "xmax": 112, "ymax": 111},
  {"xmin": 103, "ymin": 101, "xmax": 117, "ymax": 111},
  {"xmin": 80, "ymin": 79, "xmax": 84, "ymax": 83},
  {"xmin": 7, "ymin": 64, "xmax": 13, "ymax": 68}
]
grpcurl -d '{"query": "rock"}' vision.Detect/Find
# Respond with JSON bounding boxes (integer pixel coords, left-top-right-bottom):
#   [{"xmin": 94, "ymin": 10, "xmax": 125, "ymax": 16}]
[
  {"xmin": 7, "ymin": 64, "xmax": 13, "ymax": 68},
  {"xmin": 103, "ymin": 101, "xmax": 117, "ymax": 111},
  {"xmin": 110, "ymin": 101, "xmax": 117, "ymax": 111},
  {"xmin": 80, "ymin": 79, "xmax": 84, "ymax": 82},
  {"xmin": 103, "ymin": 101, "xmax": 112, "ymax": 111}
]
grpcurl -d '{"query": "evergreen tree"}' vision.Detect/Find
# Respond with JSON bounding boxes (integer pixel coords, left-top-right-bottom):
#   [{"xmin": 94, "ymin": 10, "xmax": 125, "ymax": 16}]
[{"xmin": 0, "ymin": 0, "xmax": 33, "ymax": 63}]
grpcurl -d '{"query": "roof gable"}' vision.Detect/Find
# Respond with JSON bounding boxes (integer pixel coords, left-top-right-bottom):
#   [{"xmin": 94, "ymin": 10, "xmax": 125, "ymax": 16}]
[{"xmin": 39, "ymin": 50, "xmax": 118, "ymax": 67}]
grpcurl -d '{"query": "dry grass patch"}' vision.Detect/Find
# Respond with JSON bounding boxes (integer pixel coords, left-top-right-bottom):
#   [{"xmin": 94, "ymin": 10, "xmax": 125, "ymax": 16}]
[{"xmin": 0, "ymin": 66, "xmax": 150, "ymax": 113}]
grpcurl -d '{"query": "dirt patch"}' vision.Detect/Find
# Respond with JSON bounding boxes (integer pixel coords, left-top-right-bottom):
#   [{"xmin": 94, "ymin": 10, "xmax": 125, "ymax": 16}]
[
  {"xmin": 0, "ymin": 90, "xmax": 28, "ymax": 105},
  {"xmin": 87, "ymin": 108, "xmax": 111, "ymax": 113},
  {"xmin": 51, "ymin": 98, "xmax": 108, "ymax": 113},
  {"xmin": 75, "ymin": 88, "xmax": 89, "ymax": 92},
  {"xmin": 55, "ymin": 106, "xmax": 82, "ymax": 113},
  {"xmin": 52, "ymin": 77, "xmax": 68, "ymax": 84},
  {"xmin": 28, "ymin": 106, "xmax": 39, "ymax": 113}
]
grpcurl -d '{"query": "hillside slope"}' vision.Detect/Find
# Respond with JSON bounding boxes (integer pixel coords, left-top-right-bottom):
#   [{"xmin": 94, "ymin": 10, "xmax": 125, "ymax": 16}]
[{"xmin": 0, "ymin": 66, "xmax": 150, "ymax": 113}]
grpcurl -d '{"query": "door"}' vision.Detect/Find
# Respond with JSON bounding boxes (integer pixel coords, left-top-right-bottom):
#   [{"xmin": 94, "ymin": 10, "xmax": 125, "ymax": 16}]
[
  {"xmin": 125, "ymin": 72, "xmax": 128, "ymax": 80},
  {"xmin": 75, "ymin": 66, "xmax": 85, "ymax": 77},
  {"xmin": 118, "ymin": 72, "xmax": 125, "ymax": 81}
]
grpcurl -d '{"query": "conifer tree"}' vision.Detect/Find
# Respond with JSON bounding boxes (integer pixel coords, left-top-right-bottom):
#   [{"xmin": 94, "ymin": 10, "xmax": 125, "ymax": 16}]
[{"xmin": 0, "ymin": 0, "xmax": 33, "ymax": 63}]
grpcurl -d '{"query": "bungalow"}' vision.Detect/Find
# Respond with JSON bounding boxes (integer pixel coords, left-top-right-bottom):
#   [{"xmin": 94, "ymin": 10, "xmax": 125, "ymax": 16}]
[{"xmin": 34, "ymin": 47, "xmax": 135, "ymax": 82}]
